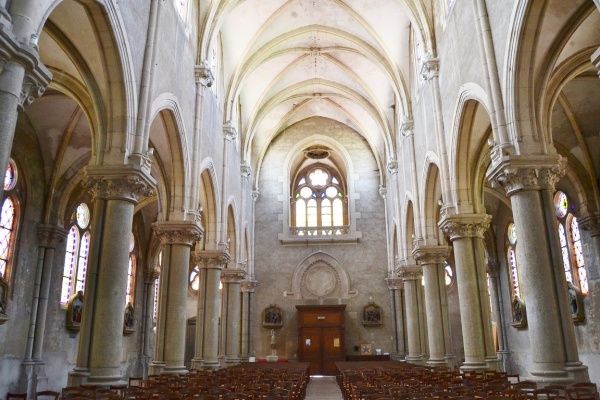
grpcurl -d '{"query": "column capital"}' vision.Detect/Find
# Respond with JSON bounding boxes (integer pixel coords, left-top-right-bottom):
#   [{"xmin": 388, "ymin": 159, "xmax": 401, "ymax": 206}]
[
  {"xmin": 152, "ymin": 221, "xmax": 203, "ymax": 246},
  {"xmin": 592, "ymin": 47, "xmax": 600, "ymax": 78},
  {"xmin": 145, "ymin": 269, "xmax": 160, "ymax": 283},
  {"xmin": 400, "ymin": 117, "xmax": 414, "ymax": 136},
  {"xmin": 240, "ymin": 280, "xmax": 258, "ymax": 293},
  {"xmin": 241, "ymin": 163, "xmax": 252, "ymax": 179},
  {"xmin": 387, "ymin": 160, "xmax": 398, "ymax": 175},
  {"xmin": 223, "ymin": 120, "xmax": 238, "ymax": 141},
  {"xmin": 398, "ymin": 265, "xmax": 423, "ymax": 281},
  {"xmin": 579, "ymin": 212, "xmax": 600, "ymax": 237},
  {"xmin": 378, "ymin": 185, "xmax": 387, "ymax": 199},
  {"xmin": 487, "ymin": 154, "xmax": 566, "ymax": 196},
  {"xmin": 193, "ymin": 250, "xmax": 230, "ymax": 270},
  {"xmin": 385, "ymin": 277, "xmax": 403, "ymax": 290},
  {"xmin": 412, "ymin": 245, "xmax": 451, "ymax": 265},
  {"xmin": 84, "ymin": 164, "xmax": 156, "ymax": 204},
  {"xmin": 439, "ymin": 214, "xmax": 491, "ymax": 241},
  {"xmin": 221, "ymin": 268, "xmax": 247, "ymax": 284},
  {"xmin": 252, "ymin": 190, "xmax": 260, "ymax": 201},
  {"xmin": 37, "ymin": 224, "xmax": 68, "ymax": 248},
  {"xmin": 195, "ymin": 59, "xmax": 214, "ymax": 87},
  {"xmin": 420, "ymin": 54, "xmax": 439, "ymax": 81}
]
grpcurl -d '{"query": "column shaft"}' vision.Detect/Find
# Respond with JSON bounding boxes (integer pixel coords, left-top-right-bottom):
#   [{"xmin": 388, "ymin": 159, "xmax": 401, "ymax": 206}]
[{"xmin": 399, "ymin": 266, "xmax": 423, "ymax": 363}]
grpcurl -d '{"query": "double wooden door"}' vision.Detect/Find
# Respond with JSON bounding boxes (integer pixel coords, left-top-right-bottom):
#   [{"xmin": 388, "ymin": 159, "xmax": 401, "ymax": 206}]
[{"xmin": 296, "ymin": 305, "xmax": 345, "ymax": 376}]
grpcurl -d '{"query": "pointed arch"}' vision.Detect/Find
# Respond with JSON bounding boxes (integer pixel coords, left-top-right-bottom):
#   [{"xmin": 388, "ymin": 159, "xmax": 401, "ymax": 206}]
[{"xmin": 198, "ymin": 159, "xmax": 220, "ymax": 251}]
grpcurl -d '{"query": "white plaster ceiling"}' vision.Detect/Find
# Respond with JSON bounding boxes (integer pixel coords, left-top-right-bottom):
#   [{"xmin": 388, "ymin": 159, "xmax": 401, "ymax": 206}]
[{"xmin": 216, "ymin": 0, "xmax": 413, "ymax": 169}]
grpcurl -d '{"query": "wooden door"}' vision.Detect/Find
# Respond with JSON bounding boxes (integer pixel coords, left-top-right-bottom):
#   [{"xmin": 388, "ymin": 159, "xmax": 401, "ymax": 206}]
[{"xmin": 296, "ymin": 305, "xmax": 345, "ymax": 375}]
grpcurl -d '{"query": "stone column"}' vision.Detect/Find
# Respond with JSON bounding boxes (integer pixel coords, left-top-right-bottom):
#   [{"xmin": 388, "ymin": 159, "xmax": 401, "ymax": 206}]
[
  {"xmin": 240, "ymin": 280, "xmax": 258, "ymax": 361},
  {"xmin": 140, "ymin": 270, "xmax": 159, "ymax": 378},
  {"xmin": 0, "ymin": 27, "xmax": 51, "ymax": 202},
  {"xmin": 221, "ymin": 269, "xmax": 246, "ymax": 364},
  {"xmin": 21, "ymin": 226, "xmax": 67, "ymax": 396},
  {"xmin": 439, "ymin": 214, "xmax": 498, "ymax": 371},
  {"xmin": 151, "ymin": 222, "xmax": 203, "ymax": 375},
  {"xmin": 486, "ymin": 259, "xmax": 509, "ymax": 372},
  {"xmin": 579, "ymin": 213, "xmax": 600, "ymax": 280},
  {"xmin": 413, "ymin": 246, "xmax": 455, "ymax": 368},
  {"xmin": 488, "ymin": 155, "xmax": 588, "ymax": 382},
  {"xmin": 398, "ymin": 264, "xmax": 425, "ymax": 363},
  {"xmin": 69, "ymin": 165, "xmax": 155, "ymax": 386},
  {"xmin": 386, "ymin": 277, "xmax": 405, "ymax": 359},
  {"xmin": 191, "ymin": 249, "xmax": 229, "ymax": 369}
]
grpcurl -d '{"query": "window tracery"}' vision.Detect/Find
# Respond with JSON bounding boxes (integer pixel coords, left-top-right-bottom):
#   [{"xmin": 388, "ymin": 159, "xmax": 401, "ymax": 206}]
[
  {"xmin": 554, "ymin": 191, "xmax": 588, "ymax": 295},
  {"xmin": 61, "ymin": 203, "xmax": 91, "ymax": 305}
]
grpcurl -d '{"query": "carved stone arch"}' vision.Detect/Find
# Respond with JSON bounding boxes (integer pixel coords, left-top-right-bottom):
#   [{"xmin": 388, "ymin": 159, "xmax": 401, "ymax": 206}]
[{"xmin": 291, "ymin": 251, "xmax": 354, "ymax": 301}]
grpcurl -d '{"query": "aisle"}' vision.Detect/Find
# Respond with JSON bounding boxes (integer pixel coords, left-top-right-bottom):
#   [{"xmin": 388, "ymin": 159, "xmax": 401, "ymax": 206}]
[{"xmin": 305, "ymin": 376, "xmax": 344, "ymax": 400}]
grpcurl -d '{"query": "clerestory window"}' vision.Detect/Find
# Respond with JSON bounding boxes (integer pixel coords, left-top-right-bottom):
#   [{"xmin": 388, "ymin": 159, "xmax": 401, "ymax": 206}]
[{"xmin": 291, "ymin": 165, "xmax": 348, "ymax": 236}]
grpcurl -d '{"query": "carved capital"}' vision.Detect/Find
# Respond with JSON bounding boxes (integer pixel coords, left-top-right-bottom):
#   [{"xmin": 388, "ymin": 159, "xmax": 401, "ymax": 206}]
[
  {"xmin": 400, "ymin": 117, "xmax": 414, "ymax": 137},
  {"xmin": 420, "ymin": 54, "xmax": 439, "ymax": 81},
  {"xmin": 439, "ymin": 214, "xmax": 491, "ymax": 241},
  {"xmin": 378, "ymin": 185, "xmax": 387, "ymax": 199},
  {"xmin": 387, "ymin": 160, "xmax": 398, "ymax": 175},
  {"xmin": 412, "ymin": 245, "xmax": 451, "ymax": 265},
  {"xmin": 221, "ymin": 268, "xmax": 247, "ymax": 284},
  {"xmin": 195, "ymin": 59, "xmax": 214, "ymax": 87},
  {"xmin": 241, "ymin": 163, "xmax": 252, "ymax": 179},
  {"xmin": 152, "ymin": 221, "xmax": 203, "ymax": 246},
  {"xmin": 487, "ymin": 154, "xmax": 566, "ymax": 196},
  {"xmin": 398, "ymin": 265, "xmax": 423, "ymax": 281},
  {"xmin": 19, "ymin": 73, "xmax": 47, "ymax": 111},
  {"xmin": 145, "ymin": 269, "xmax": 160, "ymax": 284},
  {"xmin": 223, "ymin": 120, "xmax": 238, "ymax": 141},
  {"xmin": 84, "ymin": 165, "xmax": 156, "ymax": 204},
  {"xmin": 252, "ymin": 190, "xmax": 260, "ymax": 201},
  {"xmin": 193, "ymin": 250, "xmax": 230, "ymax": 270},
  {"xmin": 241, "ymin": 279, "xmax": 258, "ymax": 293},
  {"xmin": 579, "ymin": 212, "xmax": 600, "ymax": 237},
  {"xmin": 37, "ymin": 224, "xmax": 68, "ymax": 248},
  {"xmin": 385, "ymin": 277, "xmax": 403, "ymax": 291}
]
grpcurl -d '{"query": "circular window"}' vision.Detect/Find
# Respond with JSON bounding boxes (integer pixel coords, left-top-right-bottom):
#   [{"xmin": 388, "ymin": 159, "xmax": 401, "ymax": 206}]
[
  {"xmin": 554, "ymin": 191, "xmax": 568, "ymax": 218},
  {"xmin": 325, "ymin": 187, "xmax": 338, "ymax": 197},
  {"xmin": 508, "ymin": 222, "xmax": 517, "ymax": 245},
  {"xmin": 76, "ymin": 203, "xmax": 90, "ymax": 229},
  {"xmin": 300, "ymin": 187, "xmax": 313, "ymax": 199},
  {"xmin": 4, "ymin": 158, "xmax": 17, "ymax": 191}
]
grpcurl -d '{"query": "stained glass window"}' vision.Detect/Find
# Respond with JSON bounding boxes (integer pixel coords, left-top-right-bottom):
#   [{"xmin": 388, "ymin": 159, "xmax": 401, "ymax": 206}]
[
  {"xmin": 0, "ymin": 198, "xmax": 16, "ymax": 280},
  {"xmin": 506, "ymin": 222, "xmax": 521, "ymax": 299},
  {"xmin": 126, "ymin": 233, "xmax": 136, "ymax": 305},
  {"xmin": 153, "ymin": 250, "xmax": 162, "ymax": 320},
  {"xmin": 292, "ymin": 165, "xmax": 347, "ymax": 235},
  {"xmin": 4, "ymin": 159, "xmax": 16, "ymax": 191},
  {"xmin": 570, "ymin": 217, "xmax": 588, "ymax": 294},
  {"xmin": 60, "ymin": 203, "xmax": 92, "ymax": 305},
  {"xmin": 444, "ymin": 262, "xmax": 453, "ymax": 286},
  {"xmin": 190, "ymin": 265, "xmax": 200, "ymax": 291},
  {"xmin": 554, "ymin": 191, "xmax": 568, "ymax": 218}
]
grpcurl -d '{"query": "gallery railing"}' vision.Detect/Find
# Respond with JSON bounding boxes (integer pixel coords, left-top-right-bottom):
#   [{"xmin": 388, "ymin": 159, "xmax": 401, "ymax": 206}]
[{"xmin": 290, "ymin": 225, "xmax": 349, "ymax": 236}]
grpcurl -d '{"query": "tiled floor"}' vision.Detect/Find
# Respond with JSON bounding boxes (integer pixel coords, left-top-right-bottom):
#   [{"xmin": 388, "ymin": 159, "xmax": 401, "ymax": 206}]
[{"xmin": 305, "ymin": 376, "xmax": 344, "ymax": 400}]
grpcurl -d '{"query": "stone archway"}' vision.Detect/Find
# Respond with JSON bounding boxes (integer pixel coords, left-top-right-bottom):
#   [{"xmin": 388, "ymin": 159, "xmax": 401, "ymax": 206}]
[{"xmin": 290, "ymin": 251, "xmax": 356, "ymax": 301}]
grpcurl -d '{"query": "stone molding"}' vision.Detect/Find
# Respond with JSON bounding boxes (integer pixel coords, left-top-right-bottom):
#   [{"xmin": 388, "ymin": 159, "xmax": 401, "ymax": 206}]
[
  {"xmin": 420, "ymin": 54, "xmax": 439, "ymax": 81},
  {"xmin": 252, "ymin": 190, "xmax": 260, "ymax": 201},
  {"xmin": 223, "ymin": 121, "xmax": 238, "ymax": 141},
  {"xmin": 241, "ymin": 163, "xmax": 251, "ymax": 178},
  {"xmin": 400, "ymin": 117, "xmax": 414, "ymax": 136},
  {"xmin": 240, "ymin": 280, "xmax": 258, "ymax": 293},
  {"xmin": 592, "ymin": 47, "xmax": 600, "ymax": 78},
  {"xmin": 221, "ymin": 268, "xmax": 247, "ymax": 284},
  {"xmin": 412, "ymin": 245, "xmax": 451, "ymax": 265},
  {"xmin": 387, "ymin": 161, "xmax": 398, "ymax": 175},
  {"xmin": 378, "ymin": 185, "xmax": 387, "ymax": 199},
  {"xmin": 385, "ymin": 277, "xmax": 403, "ymax": 290},
  {"xmin": 0, "ymin": 24, "xmax": 52, "ymax": 111},
  {"xmin": 84, "ymin": 165, "xmax": 156, "ymax": 203},
  {"xmin": 37, "ymin": 224, "xmax": 68, "ymax": 248},
  {"xmin": 398, "ymin": 265, "xmax": 423, "ymax": 281},
  {"xmin": 579, "ymin": 212, "xmax": 600, "ymax": 237},
  {"xmin": 487, "ymin": 155, "xmax": 566, "ymax": 196},
  {"xmin": 193, "ymin": 250, "xmax": 230, "ymax": 270},
  {"xmin": 439, "ymin": 214, "xmax": 491, "ymax": 241},
  {"xmin": 195, "ymin": 59, "xmax": 214, "ymax": 87},
  {"xmin": 152, "ymin": 221, "xmax": 203, "ymax": 246}
]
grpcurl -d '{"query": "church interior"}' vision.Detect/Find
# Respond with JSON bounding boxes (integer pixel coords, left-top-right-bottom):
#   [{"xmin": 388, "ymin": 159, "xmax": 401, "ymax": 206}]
[{"xmin": 0, "ymin": 0, "xmax": 600, "ymax": 397}]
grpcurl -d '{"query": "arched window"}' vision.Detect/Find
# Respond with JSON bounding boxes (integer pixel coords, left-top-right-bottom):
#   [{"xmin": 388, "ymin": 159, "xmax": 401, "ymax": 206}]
[
  {"xmin": 190, "ymin": 265, "xmax": 200, "ymax": 292},
  {"xmin": 126, "ymin": 232, "xmax": 136, "ymax": 306},
  {"xmin": 444, "ymin": 262, "xmax": 454, "ymax": 287},
  {"xmin": 1, "ymin": 158, "xmax": 19, "ymax": 287},
  {"xmin": 506, "ymin": 222, "xmax": 521, "ymax": 299},
  {"xmin": 60, "ymin": 203, "xmax": 91, "ymax": 305},
  {"xmin": 554, "ymin": 191, "xmax": 589, "ymax": 295},
  {"xmin": 291, "ymin": 165, "xmax": 347, "ymax": 236},
  {"xmin": 153, "ymin": 249, "xmax": 162, "ymax": 321}
]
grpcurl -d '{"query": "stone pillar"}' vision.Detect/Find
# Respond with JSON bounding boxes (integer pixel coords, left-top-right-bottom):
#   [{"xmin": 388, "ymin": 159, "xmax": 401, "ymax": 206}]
[
  {"xmin": 398, "ymin": 264, "xmax": 425, "ymax": 363},
  {"xmin": 69, "ymin": 165, "xmax": 155, "ymax": 386},
  {"xmin": 488, "ymin": 155, "xmax": 588, "ymax": 382},
  {"xmin": 140, "ymin": 270, "xmax": 159, "ymax": 378},
  {"xmin": 413, "ymin": 246, "xmax": 455, "ymax": 368},
  {"xmin": 191, "ymin": 249, "xmax": 229, "ymax": 369},
  {"xmin": 240, "ymin": 280, "xmax": 258, "ymax": 361},
  {"xmin": 221, "ymin": 269, "xmax": 246, "ymax": 364},
  {"xmin": 0, "ymin": 27, "xmax": 50, "ymax": 202},
  {"xmin": 579, "ymin": 212, "xmax": 600, "ymax": 279},
  {"xmin": 439, "ymin": 214, "xmax": 498, "ymax": 371},
  {"xmin": 386, "ymin": 277, "xmax": 405, "ymax": 359},
  {"xmin": 21, "ymin": 226, "xmax": 67, "ymax": 396},
  {"xmin": 150, "ymin": 222, "xmax": 203, "ymax": 375},
  {"xmin": 486, "ymin": 259, "xmax": 509, "ymax": 372}
]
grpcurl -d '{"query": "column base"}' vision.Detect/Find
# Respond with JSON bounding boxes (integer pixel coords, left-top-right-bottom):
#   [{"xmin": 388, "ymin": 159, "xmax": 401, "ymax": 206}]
[
  {"xmin": 86, "ymin": 375, "xmax": 127, "ymax": 387},
  {"xmin": 485, "ymin": 357, "xmax": 500, "ymax": 372},
  {"xmin": 68, "ymin": 368, "xmax": 91, "ymax": 386},
  {"xmin": 148, "ymin": 362, "xmax": 165, "ymax": 376},
  {"xmin": 139, "ymin": 355, "xmax": 152, "ymax": 379},
  {"xmin": 190, "ymin": 358, "xmax": 204, "ymax": 370},
  {"xmin": 460, "ymin": 361, "xmax": 488, "ymax": 372},
  {"xmin": 528, "ymin": 362, "xmax": 589, "ymax": 385},
  {"xmin": 162, "ymin": 366, "xmax": 188, "ymax": 375},
  {"xmin": 444, "ymin": 354, "xmax": 457, "ymax": 370},
  {"xmin": 405, "ymin": 355, "xmax": 424, "ymax": 364},
  {"xmin": 266, "ymin": 355, "xmax": 279, "ymax": 363},
  {"xmin": 497, "ymin": 350, "xmax": 510, "ymax": 372},
  {"xmin": 225, "ymin": 356, "xmax": 241, "ymax": 364},
  {"xmin": 239, "ymin": 356, "xmax": 250, "ymax": 362},
  {"xmin": 20, "ymin": 361, "xmax": 48, "ymax": 398},
  {"xmin": 426, "ymin": 357, "xmax": 447, "ymax": 367},
  {"xmin": 202, "ymin": 360, "xmax": 221, "ymax": 369}
]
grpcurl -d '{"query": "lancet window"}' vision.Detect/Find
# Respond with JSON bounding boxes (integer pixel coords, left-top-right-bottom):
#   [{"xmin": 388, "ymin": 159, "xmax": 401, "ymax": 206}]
[
  {"xmin": 506, "ymin": 222, "xmax": 521, "ymax": 299},
  {"xmin": 1, "ymin": 159, "xmax": 20, "ymax": 288},
  {"xmin": 61, "ymin": 203, "xmax": 91, "ymax": 305}
]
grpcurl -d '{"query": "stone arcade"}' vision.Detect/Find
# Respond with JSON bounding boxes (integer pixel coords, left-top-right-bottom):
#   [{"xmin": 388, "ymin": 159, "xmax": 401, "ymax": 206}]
[{"xmin": 0, "ymin": 0, "xmax": 599, "ymax": 396}]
